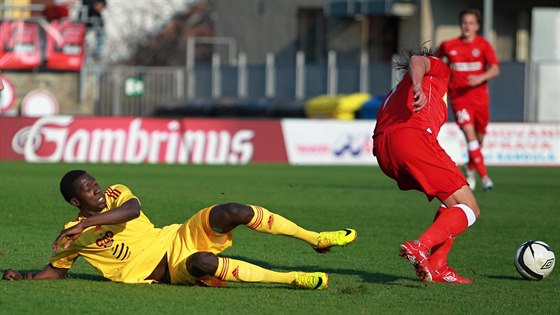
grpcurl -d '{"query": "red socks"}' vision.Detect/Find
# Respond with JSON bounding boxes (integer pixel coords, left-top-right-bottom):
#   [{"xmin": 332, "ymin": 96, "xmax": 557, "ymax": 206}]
[
  {"xmin": 468, "ymin": 141, "xmax": 488, "ymax": 178},
  {"xmin": 418, "ymin": 204, "xmax": 476, "ymax": 249},
  {"xmin": 429, "ymin": 205, "xmax": 454, "ymax": 269}
]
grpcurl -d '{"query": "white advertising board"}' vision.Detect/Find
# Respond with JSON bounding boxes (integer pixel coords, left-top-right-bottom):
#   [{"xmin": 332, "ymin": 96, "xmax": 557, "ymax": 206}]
[
  {"xmin": 483, "ymin": 123, "xmax": 560, "ymax": 166},
  {"xmin": 281, "ymin": 119, "xmax": 560, "ymax": 166},
  {"xmin": 281, "ymin": 119, "xmax": 376, "ymax": 165}
]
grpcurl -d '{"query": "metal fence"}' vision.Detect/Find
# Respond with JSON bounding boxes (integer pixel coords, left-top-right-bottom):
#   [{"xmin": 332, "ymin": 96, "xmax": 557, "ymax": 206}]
[
  {"xmin": 94, "ymin": 66, "xmax": 184, "ymax": 116},
  {"xmin": 91, "ymin": 57, "xmax": 530, "ymax": 122},
  {"xmin": 92, "ymin": 54, "xmax": 394, "ymax": 117}
]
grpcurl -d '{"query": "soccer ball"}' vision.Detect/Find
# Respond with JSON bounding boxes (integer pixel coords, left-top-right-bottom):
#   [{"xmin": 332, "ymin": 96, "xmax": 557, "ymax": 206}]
[{"xmin": 514, "ymin": 240, "xmax": 555, "ymax": 280}]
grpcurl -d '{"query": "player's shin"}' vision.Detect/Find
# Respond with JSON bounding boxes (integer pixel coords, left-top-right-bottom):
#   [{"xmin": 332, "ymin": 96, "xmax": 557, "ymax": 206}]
[
  {"xmin": 214, "ymin": 257, "xmax": 296, "ymax": 284},
  {"xmin": 418, "ymin": 204, "xmax": 476, "ymax": 250},
  {"xmin": 429, "ymin": 205, "xmax": 455, "ymax": 268},
  {"xmin": 468, "ymin": 140, "xmax": 488, "ymax": 178},
  {"xmin": 246, "ymin": 205, "xmax": 318, "ymax": 245}
]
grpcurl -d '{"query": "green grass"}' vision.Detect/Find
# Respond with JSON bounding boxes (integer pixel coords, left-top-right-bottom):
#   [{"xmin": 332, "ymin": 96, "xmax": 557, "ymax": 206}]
[{"xmin": 0, "ymin": 162, "xmax": 559, "ymax": 314}]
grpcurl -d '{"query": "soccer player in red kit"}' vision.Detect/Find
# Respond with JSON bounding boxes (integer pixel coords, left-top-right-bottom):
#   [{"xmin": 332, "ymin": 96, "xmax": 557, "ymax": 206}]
[
  {"xmin": 372, "ymin": 47, "xmax": 480, "ymax": 283},
  {"xmin": 438, "ymin": 9, "xmax": 500, "ymax": 191}
]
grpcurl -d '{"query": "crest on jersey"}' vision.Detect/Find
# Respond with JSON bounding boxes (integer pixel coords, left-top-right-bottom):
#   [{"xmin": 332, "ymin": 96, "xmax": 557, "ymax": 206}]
[
  {"xmin": 472, "ymin": 48, "xmax": 480, "ymax": 57},
  {"xmin": 96, "ymin": 231, "xmax": 114, "ymax": 248}
]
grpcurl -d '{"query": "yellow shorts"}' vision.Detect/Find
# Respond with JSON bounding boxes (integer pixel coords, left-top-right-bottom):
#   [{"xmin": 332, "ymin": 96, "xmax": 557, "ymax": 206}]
[{"xmin": 167, "ymin": 206, "xmax": 233, "ymax": 285}]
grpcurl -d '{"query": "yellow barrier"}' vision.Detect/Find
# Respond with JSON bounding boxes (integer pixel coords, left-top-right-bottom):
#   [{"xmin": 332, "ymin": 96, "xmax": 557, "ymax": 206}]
[
  {"xmin": 6, "ymin": 0, "xmax": 33, "ymax": 19},
  {"xmin": 305, "ymin": 93, "xmax": 371, "ymax": 119}
]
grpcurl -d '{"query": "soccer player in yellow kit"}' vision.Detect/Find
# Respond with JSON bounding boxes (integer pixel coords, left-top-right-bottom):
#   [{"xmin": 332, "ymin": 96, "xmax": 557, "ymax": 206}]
[{"xmin": 2, "ymin": 170, "xmax": 357, "ymax": 290}]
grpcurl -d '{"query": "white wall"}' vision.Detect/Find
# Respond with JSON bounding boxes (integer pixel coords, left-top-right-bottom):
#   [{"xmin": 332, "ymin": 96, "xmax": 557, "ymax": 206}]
[{"xmin": 531, "ymin": 8, "xmax": 560, "ymax": 122}]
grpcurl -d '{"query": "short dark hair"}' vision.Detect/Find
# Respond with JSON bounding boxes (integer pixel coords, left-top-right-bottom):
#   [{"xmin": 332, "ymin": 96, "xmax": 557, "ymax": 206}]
[
  {"xmin": 60, "ymin": 170, "xmax": 86, "ymax": 203},
  {"xmin": 459, "ymin": 9, "xmax": 481, "ymax": 24}
]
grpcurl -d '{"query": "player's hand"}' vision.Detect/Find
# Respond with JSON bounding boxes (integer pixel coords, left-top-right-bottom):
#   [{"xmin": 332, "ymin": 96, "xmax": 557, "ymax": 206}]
[
  {"xmin": 412, "ymin": 84, "xmax": 427, "ymax": 112},
  {"xmin": 467, "ymin": 74, "xmax": 485, "ymax": 87},
  {"xmin": 52, "ymin": 221, "xmax": 85, "ymax": 252},
  {"xmin": 2, "ymin": 269, "xmax": 23, "ymax": 281}
]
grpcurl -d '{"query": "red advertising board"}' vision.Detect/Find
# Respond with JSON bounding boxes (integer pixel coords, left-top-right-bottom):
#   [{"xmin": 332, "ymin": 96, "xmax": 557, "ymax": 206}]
[
  {"xmin": 45, "ymin": 21, "xmax": 86, "ymax": 71},
  {"xmin": 0, "ymin": 116, "xmax": 288, "ymax": 164},
  {"xmin": 0, "ymin": 20, "xmax": 43, "ymax": 69}
]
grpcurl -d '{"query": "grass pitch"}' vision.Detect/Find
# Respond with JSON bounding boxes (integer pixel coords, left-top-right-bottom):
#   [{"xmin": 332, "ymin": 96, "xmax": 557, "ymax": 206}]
[{"xmin": 0, "ymin": 162, "xmax": 559, "ymax": 314}]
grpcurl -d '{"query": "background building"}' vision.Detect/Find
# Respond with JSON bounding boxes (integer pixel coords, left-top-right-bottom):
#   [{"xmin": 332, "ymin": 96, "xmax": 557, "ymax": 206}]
[{"xmin": 1, "ymin": 0, "xmax": 558, "ymax": 122}]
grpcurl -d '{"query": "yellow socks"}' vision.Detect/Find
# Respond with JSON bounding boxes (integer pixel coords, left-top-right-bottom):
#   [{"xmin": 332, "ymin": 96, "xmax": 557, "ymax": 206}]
[
  {"xmin": 246, "ymin": 205, "xmax": 318, "ymax": 245},
  {"xmin": 214, "ymin": 257, "xmax": 296, "ymax": 284}
]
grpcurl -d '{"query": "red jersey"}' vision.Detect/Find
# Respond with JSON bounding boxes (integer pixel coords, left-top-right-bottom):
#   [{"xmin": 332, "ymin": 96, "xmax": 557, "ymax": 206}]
[
  {"xmin": 438, "ymin": 35, "xmax": 499, "ymax": 105},
  {"xmin": 374, "ymin": 56, "xmax": 450, "ymax": 138}
]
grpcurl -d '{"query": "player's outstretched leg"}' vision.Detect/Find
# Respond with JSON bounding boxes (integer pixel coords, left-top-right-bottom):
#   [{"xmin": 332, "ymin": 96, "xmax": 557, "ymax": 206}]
[
  {"xmin": 186, "ymin": 252, "xmax": 328, "ymax": 290},
  {"xmin": 246, "ymin": 204, "xmax": 357, "ymax": 253},
  {"xmin": 210, "ymin": 203, "xmax": 357, "ymax": 253},
  {"xmin": 313, "ymin": 228, "xmax": 358, "ymax": 253}
]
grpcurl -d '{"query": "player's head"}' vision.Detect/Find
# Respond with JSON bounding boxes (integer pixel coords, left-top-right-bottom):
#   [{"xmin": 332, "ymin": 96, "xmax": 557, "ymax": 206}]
[
  {"xmin": 459, "ymin": 9, "xmax": 481, "ymax": 39},
  {"xmin": 60, "ymin": 170, "xmax": 106, "ymax": 212},
  {"xmin": 60, "ymin": 170, "xmax": 87, "ymax": 203},
  {"xmin": 393, "ymin": 43, "xmax": 437, "ymax": 71}
]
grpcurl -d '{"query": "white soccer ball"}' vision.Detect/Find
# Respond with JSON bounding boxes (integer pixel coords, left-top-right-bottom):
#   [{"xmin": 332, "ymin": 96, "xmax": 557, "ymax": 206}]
[{"xmin": 514, "ymin": 240, "xmax": 555, "ymax": 280}]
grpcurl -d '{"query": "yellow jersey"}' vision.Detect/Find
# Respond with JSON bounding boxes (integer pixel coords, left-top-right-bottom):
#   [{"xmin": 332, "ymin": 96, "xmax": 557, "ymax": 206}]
[{"xmin": 49, "ymin": 184, "xmax": 180, "ymax": 284}]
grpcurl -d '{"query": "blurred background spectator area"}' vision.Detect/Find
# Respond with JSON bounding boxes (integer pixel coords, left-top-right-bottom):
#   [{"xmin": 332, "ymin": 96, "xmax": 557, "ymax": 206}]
[{"xmin": 0, "ymin": 0, "xmax": 558, "ymax": 122}]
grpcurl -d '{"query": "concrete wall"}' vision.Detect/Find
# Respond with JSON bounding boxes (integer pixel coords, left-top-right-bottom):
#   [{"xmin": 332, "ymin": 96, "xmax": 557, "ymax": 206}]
[
  {"xmin": 212, "ymin": 0, "xmax": 369, "ymax": 65},
  {"xmin": 212, "ymin": 0, "xmax": 326, "ymax": 65},
  {"xmin": 2, "ymin": 72, "xmax": 96, "ymax": 115}
]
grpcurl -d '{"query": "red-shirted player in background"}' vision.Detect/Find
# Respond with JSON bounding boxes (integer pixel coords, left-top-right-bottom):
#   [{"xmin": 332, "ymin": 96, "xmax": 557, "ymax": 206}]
[
  {"xmin": 372, "ymin": 47, "xmax": 480, "ymax": 284},
  {"xmin": 438, "ymin": 9, "xmax": 500, "ymax": 191}
]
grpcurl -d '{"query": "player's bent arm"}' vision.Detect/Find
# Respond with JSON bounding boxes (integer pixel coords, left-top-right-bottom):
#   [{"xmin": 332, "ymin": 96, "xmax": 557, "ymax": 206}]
[
  {"xmin": 483, "ymin": 64, "xmax": 500, "ymax": 81},
  {"xmin": 82, "ymin": 198, "xmax": 141, "ymax": 228},
  {"xmin": 469, "ymin": 64, "xmax": 500, "ymax": 86},
  {"xmin": 409, "ymin": 56, "xmax": 431, "ymax": 110},
  {"xmin": 68, "ymin": 198, "xmax": 141, "ymax": 233},
  {"xmin": 409, "ymin": 55, "xmax": 431, "ymax": 86},
  {"xmin": 52, "ymin": 198, "xmax": 141, "ymax": 251},
  {"xmin": 3, "ymin": 264, "xmax": 68, "ymax": 281}
]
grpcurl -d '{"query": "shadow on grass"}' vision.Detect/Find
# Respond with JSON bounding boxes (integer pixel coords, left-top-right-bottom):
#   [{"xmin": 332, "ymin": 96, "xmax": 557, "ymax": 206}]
[
  {"xmin": 225, "ymin": 255, "xmax": 421, "ymax": 287},
  {"xmin": 6, "ymin": 257, "xmax": 421, "ymax": 289},
  {"xmin": 485, "ymin": 275, "xmax": 524, "ymax": 281},
  {"xmin": 1, "ymin": 270, "xmax": 106, "ymax": 282},
  {"xmin": 293, "ymin": 183, "xmax": 393, "ymax": 191},
  {"xmin": 66, "ymin": 273, "xmax": 108, "ymax": 281}
]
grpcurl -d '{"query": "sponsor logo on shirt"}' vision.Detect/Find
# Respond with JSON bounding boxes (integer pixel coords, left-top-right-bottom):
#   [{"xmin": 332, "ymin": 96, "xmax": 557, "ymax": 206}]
[{"xmin": 451, "ymin": 62, "xmax": 482, "ymax": 72}]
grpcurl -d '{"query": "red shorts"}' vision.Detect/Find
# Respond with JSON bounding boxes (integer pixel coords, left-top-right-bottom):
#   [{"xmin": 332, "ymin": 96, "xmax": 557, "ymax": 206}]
[
  {"xmin": 373, "ymin": 127, "xmax": 467, "ymax": 201},
  {"xmin": 452, "ymin": 102, "xmax": 489, "ymax": 134}
]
